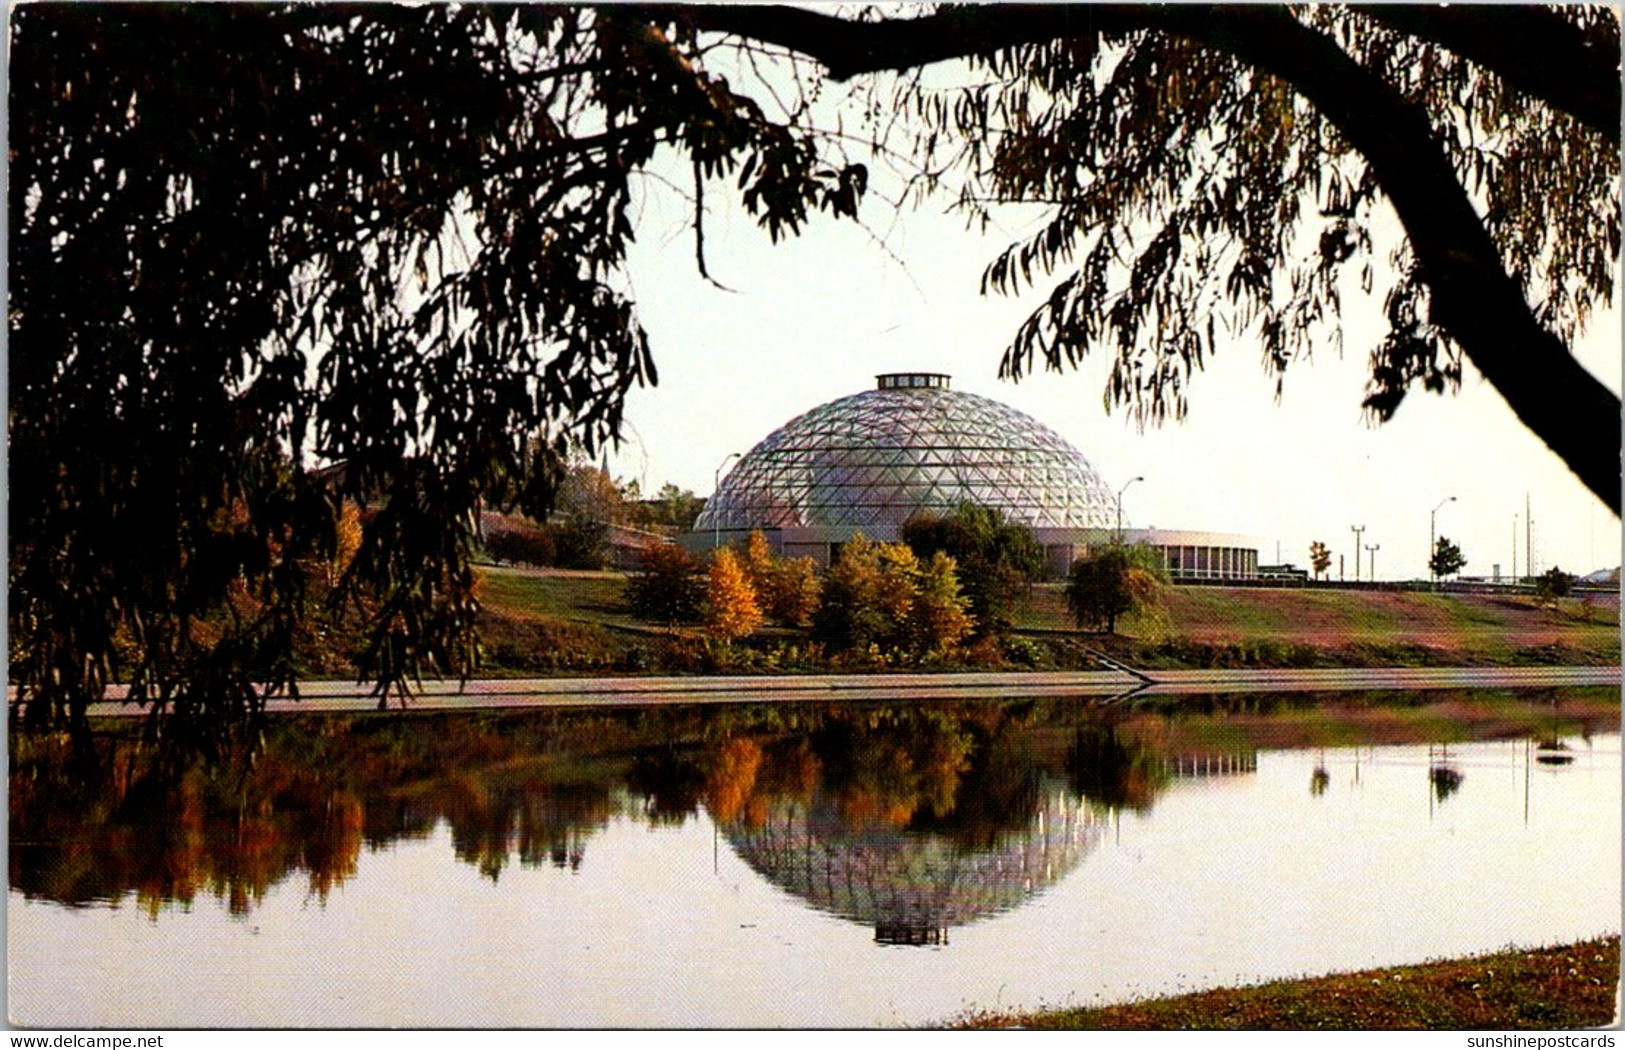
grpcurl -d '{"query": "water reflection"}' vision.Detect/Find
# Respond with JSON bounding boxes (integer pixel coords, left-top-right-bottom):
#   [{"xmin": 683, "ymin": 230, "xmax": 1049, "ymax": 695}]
[
  {"xmin": 723, "ymin": 786, "xmax": 1103, "ymax": 946},
  {"xmin": 1428, "ymin": 744, "xmax": 1466, "ymax": 805},
  {"xmin": 704, "ymin": 721, "xmax": 1110, "ymax": 945},
  {"xmin": 10, "ymin": 688, "xmax": 1619, "ymax": 932}
]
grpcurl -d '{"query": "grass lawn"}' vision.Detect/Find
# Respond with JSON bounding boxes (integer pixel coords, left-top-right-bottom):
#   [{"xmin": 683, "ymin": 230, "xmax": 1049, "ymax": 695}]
[
  {"xmin": 475, "ymin": 564, "xmax": 643, "ymax": 631},
  {"xmin": 957, "ymin": 936, "xmax": 1620, "ymax": 1030},
  {"xmin": 1020, "ymin": 583, "xmax": 1618, "ymax": 663},
  {"xmin": 472, "ymin": 565, "xmax": 1619, "ymax": 670}
]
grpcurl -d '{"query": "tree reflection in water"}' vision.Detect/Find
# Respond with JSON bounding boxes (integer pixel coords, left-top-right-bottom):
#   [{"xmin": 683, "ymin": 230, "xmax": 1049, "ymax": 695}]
[
  {"xmin": 11, "ymin": 689, "xmax": 1617, "ymax": 920},
  {"xmin": 702, "ymin": 711, "xmax": 1187, "ymax": 945}
]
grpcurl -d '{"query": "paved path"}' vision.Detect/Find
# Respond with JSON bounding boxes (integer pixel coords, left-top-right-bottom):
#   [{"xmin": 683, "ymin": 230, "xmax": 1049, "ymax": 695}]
[{"xmin": 72, "ymin": 665, "xmax": 1620, "ymax": 715}]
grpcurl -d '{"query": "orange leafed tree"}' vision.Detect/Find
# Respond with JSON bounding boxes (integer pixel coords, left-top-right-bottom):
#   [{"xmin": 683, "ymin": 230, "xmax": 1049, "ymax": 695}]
[{"xmin": 705, "ymin": 546, "xmax": 762, "ymax": 642}]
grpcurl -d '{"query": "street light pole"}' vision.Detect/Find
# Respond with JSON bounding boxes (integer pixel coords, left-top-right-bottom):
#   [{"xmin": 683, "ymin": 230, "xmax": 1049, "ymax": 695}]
[
  {"xmin": 1351, "ymin": 525, "xmax": 1365, "ymax": 583},
  {"xmin": 1512, "ymin": 513, "xmax": 1519, "ymax": 583},
  {"xmin": 1365, "ymin": 543, "xmax": 1380, "ymax": 583},
  {"xmin": 712, "ymin": 452, "xmax": 740, "ymax": 552},
  {"xmin": 1115, "ymin": 476, "xmax": 1143, "ymax": 544},
  {"xmin": 1430, "ymin": 496, "xmax": 1456, "ymax": 588}
]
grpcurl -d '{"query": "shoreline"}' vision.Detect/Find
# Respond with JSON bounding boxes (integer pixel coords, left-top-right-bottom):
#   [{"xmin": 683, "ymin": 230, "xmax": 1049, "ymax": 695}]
[
  {"xmin": 954, "ymin": 936, "xmax": 1622, "ymax": 1030},
  {"xmin": 55, "ymin": 664, "xmax": 1623, "ymax": 715}
]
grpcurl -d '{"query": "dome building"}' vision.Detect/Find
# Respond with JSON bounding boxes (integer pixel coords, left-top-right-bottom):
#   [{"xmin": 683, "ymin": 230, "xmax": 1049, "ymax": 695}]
[
  {"xmin": 685, "ymin": 373, "xmax": 1259, "ymax": 579},
  {"xmin": 720, "ymin": 784, "xmax": 1108, "ymax": 946}
]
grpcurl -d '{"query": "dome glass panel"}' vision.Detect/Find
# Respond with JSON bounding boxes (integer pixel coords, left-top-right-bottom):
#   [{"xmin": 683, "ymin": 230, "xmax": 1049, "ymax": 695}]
[{"xmin": 695, "ymin": 376, "xmax": 1118, "ymax": 536}]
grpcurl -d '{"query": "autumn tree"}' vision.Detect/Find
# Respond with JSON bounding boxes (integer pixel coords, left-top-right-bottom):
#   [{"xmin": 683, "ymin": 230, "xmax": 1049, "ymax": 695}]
[
  {"xmin": 13, "ymin": 5, "xmax": 1618, "ymax": 742},
  {"xmin": 1429, "ymin": 536, "xmax": 1467, "ymax": 580},
  {"xmin": 1065, "ymin": 544, "xmax": 1168, "ymax": 635},
  {"xmin": 811, "ymin": 535, "xmax": 889, "ymax": 652},
  {"xmin": 626, "ymin": 543, "xmax": 706, "ymax": 626},
  {"xmin": 741, "ymin": 530, "xmax": 820, "ymax": 627},
  {"xmin": 901, "ymin": 503, "xmax": 1045, "ymax": 635},
  {"xmin": 484, "ymin": 528, "xmax": 558, "ymax": 569},
  {"xmin": 812, "ymin": 534, "xmax": 973, "ymax": 655},
  {"xmin": 741, "ymin": 531, "xmax": 780, "ymax": 611},
  {"xmin": 704, "ymin": 547, "xmax": 762, "ymax": 643},
  {"xmin": 767, "ymin": 556, "xmax": 822, "ymax": 630},
  {"xmin": 910, "ymin": 551, "xmax": 976, "ymax": 655},
  {"xmin": 10, "ymin": 5, "xmax": 874, "ymax": 739},
  {"xmin": 1309, "ymin": 541, "xmax": 1332, "ymax": 580}
]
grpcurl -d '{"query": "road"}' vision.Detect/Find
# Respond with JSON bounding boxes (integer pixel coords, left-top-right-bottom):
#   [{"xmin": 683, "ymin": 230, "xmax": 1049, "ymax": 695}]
[{"xmin": 71, "ymin": 665, "xmax": 1621, "ymax": 715}]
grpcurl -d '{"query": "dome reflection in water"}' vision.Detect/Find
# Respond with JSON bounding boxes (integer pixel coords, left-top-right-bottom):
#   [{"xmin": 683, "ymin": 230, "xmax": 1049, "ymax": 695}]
[{"xmin": 8, "ymin": 689, "xmax": 1620, "ymax": 1027}]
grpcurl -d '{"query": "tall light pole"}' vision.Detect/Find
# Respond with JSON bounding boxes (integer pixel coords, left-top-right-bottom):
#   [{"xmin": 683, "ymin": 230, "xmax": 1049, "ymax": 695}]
[
  {"xmin": 1115, "ymin": 475, "xmax": 1143, "ymax": 543},
  {"xmin": 1365, "ymin": 543, "xmax": 1380, "ymax": 583},
  {"xmin": 1525, "ymin": 493, "xmax": 1533, "ymax": 581},
  {"xmin": 1351, "ymin": 525, "xmax": 1365, "ymax": 583},
  {"xmin": 1512, "ymin": 513, "xmax": 1519, "ymax": 583},
  {"xmin": 711, "ymin": 452, "xmax": 740, "ymax": 552},
  {"xmin": 1430, "ymin": 496, "xmax": 1456, "ymax": 588}
]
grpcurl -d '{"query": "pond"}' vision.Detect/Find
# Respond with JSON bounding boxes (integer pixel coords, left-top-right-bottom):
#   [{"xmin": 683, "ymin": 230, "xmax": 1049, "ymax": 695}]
[{"xmin": 8, "ymin": 688, "xmax": 1619, "ymax": 1028}]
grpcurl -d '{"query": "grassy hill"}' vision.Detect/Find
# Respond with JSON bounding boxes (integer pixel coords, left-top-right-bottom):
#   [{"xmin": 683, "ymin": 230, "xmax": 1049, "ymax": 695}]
[
  {"xmin": 472, "ymin": 563, "xmax": 1620, "ymax": 671},
  {"xmin": 1017, "ymin": 582, "xmax": 1618, "ymax": 663}
]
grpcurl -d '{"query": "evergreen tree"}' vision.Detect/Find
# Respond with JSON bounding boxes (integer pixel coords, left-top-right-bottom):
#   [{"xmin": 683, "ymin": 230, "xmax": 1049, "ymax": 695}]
[{"xmin": 1429, "ymin": 536, "xmax": 1467, "ymax": 580}]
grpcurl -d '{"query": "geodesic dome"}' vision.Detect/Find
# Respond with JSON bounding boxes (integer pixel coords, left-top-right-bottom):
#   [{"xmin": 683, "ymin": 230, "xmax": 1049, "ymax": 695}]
[
  {"xmin": 694, "ymin": 374, "xmax": 1118, "ymax": 538},
  {"xmin": 720, "ymin": 785, "xmax": 1107, "ymax": 944}
]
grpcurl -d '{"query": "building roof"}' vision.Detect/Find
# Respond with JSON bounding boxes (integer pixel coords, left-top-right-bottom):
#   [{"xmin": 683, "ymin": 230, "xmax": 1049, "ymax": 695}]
[{"xmin": 694, "ymin": 375, "xmax": 1119, "ymax": 537}]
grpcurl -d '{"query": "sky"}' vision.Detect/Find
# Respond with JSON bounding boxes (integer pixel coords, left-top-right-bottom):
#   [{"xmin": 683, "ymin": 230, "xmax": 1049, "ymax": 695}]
[{"xmin": 597, "ymin": 136, "xmax": 1621, "ymax": 585}]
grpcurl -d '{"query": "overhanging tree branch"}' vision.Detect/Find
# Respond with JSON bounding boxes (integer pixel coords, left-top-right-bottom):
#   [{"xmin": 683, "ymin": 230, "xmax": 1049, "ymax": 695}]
[
  {"xmin": 659, "ymin": 4, "xmax": 1620, "ymax": 145},
  {"xmin": 1357, "ymin": 4, "xmax": 1620, "ymax": 146},
  {"xmin": 1174, "ymin": 6, "xmax": 1620, "ymax": 514},
  {"xmin": 646, "ymin": 3, "xmax": 1622, "ymax": 513}
]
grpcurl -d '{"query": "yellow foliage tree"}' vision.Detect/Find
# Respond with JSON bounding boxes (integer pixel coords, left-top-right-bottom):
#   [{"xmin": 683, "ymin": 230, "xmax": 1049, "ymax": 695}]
[
  {"xmin": 872, "ymin": 541, "xmax": 920, "ymax": 627},
  {"xmin": 742, "ymin": 529, "xmax": 821, "ymax": 627},
  {"xmin": 743, "ymin": 530, "xmax": 777, "ymax": 594},
  {"xmin": 910, "ymin": 550, "xmax": 975, "ymax": 653},
  {"xmin": 704, "ymin": 546, "xmax": 762, "ymax": 642},
  {"xmin": 770, "ymin": 556, "xmax": 821, "ymax": 628},
  {"xmin": 328, "ymin": 500, "xmax": 364, "ymax": 588}
]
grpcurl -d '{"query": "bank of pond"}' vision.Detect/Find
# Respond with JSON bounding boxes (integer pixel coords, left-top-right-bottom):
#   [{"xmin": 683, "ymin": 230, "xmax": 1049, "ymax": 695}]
[
  {"xmin": 962, "ymin": 936, "xmax": 1619, "ymax": 1030},
  {"xmin": 9, "ymin": 686, "xmax": 1619, "ymax": 1028}
]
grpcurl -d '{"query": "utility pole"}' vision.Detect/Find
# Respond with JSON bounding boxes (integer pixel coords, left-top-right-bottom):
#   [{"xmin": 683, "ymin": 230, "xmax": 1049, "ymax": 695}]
[
  {"xmin": 1525, "ymin": 493, "xmax": 1532, "ymax": 580},
  {"xmin": 1351, "ymin": 525, "xmax": 1366, "ymax": 582},
  {"xmin": 1365, "ymin": 543, "xmax": 1380, "ymax": 582},
  {"xmin": 1512, "ymin": 514, "xmax": 1518, "ymax": 583}
]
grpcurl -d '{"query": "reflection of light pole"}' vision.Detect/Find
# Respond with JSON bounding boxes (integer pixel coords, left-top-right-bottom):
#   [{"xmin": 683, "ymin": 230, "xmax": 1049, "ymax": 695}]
[
  {"xmin": 712, "ymin": 452, "xmax": 740, "ymax": 551},
  {"xmin": 1115, "ymin": 476, "xmax": 1143, "ymax": 543},
  {"xmin": 1351, "ymin": 525, "xmax": 1365, "ymax": 583},
  {"xmin": 1365, "ymin": 543, "xmax": 1380, "ymax": 582},
  {"xmin": 1430, "ymin": 496, "xmax": 1456, "ymax": 588}
]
